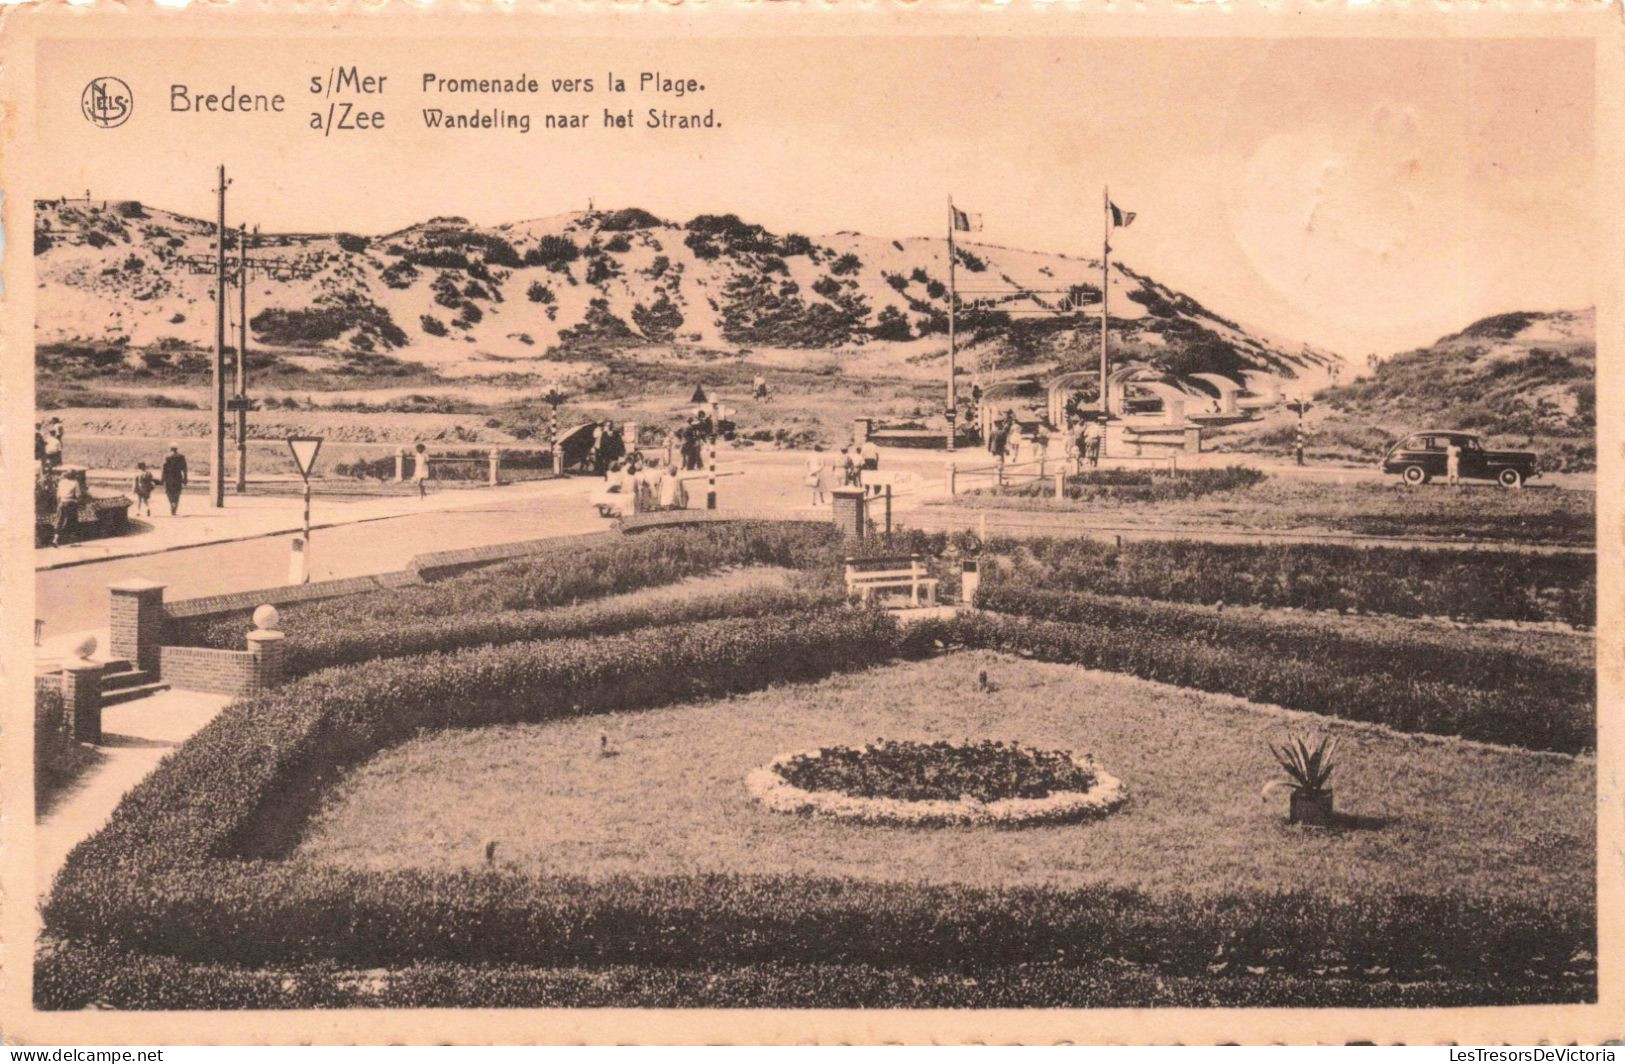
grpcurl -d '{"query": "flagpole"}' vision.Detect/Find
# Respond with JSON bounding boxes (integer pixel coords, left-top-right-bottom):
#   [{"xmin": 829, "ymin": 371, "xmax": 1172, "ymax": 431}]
[
  {"xmin": 1100, "ymin": 185, "xmax": 1110, "ymax": 420},
  {"xmin": 947, "ymin": 195, "xmax": 957, "ymax": 452}
]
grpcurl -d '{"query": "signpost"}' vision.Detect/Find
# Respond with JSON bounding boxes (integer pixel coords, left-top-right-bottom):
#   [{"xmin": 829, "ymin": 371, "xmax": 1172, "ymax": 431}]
[
  {"xmin": 286, "ymin": 436, "xmax": 323, "ymax": 584},
  {"xmin": 1287, "ymin": 399, "xmax": 1312, "ymax": 466},
  {"xmin": 707, "ymin": 399, "xmax": 729, "ymax": 510},
  {"xmin": 543, "ymin": 389, "xmax": 568, "ymax": 475}
]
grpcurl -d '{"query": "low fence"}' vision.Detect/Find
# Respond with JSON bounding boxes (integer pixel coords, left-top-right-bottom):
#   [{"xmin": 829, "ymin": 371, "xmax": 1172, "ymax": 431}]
[{"xmin": 946, "ymin": 453, "xmax": 1180, "ymax": 496}]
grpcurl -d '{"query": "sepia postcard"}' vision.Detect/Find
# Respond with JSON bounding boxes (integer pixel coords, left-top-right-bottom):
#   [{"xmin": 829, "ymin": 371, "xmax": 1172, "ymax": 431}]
[{"xmin": 1, "ymin": 1, "xmax": 1620, "ymax": 1046}]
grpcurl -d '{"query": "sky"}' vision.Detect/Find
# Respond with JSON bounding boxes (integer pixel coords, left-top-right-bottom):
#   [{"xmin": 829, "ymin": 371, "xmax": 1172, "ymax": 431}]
[{"xmin": 32, "ymin": 33, "xmax": 1595, "ymax": 356}]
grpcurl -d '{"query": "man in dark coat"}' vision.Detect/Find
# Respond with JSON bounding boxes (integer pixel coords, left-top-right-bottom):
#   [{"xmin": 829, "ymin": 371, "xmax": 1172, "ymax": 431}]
[{"xmin": 161, "ymin": 446, "xmax": 188, "ymax": 515}]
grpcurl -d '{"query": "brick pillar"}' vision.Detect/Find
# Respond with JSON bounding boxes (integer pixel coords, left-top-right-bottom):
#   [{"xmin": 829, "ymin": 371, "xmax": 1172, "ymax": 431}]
[
  {"xmin": 832, "ymin": 487, "xmax": 866, "ymax": 538},
  {"xmin": 61, "ymin": 662, "xmax": 103, "ymax": 744},
  {"xmin": 108, "ymin": 579, "xmax": 166, "ymax": 675},
  {"xmin": 246, "ymin": 630, "xmax": 285, "ymax": 694}
]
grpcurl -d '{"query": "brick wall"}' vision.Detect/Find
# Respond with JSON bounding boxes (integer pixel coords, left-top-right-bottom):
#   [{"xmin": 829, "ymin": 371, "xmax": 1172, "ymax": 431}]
[
  {"xmin": 164, "ymin": 571, "xmax": 423, "ymax": 625},
  {"xmin": 159, "ymin": 644, "xmax": 279, "ymax": 697},
  {"xmin": 618, "ymin": 509, "xmax": 831, "ymax": 535}
]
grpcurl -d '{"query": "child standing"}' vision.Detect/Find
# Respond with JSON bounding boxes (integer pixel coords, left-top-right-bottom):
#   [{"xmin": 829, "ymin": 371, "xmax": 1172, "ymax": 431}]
[{"xmin": 133, "ymin": 462, "xmax": 156, "ymax": 517}]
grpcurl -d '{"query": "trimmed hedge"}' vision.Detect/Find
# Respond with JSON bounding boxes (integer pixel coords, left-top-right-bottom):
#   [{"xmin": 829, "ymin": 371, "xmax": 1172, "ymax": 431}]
[
  {"xmin": 37, "ymin": 940, "xmax": 1591, "ymax": 1010},
  {"xmin": 261, "ymin": 584, "xmax": 842, "ymax": 678},
  {"xmin": 172, "ymin": 522, "xmax": 849, "ymax": 652},
  {"xmin": 38, "ymin": 880, "xmax": 1592, "ymax": 1008},
  {"xmin": 953, "ymin": 600, "xmax": 1591, "ymax": 754},
  {"xmin": 988, "ymin": 536, "xmax": 1595, "ymax": 626},
  {"xmin": 982, "ymin": 466, "xmax": 1268, "ymax": 504}
]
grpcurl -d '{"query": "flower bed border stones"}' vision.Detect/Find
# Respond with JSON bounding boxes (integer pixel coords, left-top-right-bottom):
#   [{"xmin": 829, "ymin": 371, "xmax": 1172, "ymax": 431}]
[{"xmin": 747, "ymin": 745, "xmax": 1127, "ymax": 827}]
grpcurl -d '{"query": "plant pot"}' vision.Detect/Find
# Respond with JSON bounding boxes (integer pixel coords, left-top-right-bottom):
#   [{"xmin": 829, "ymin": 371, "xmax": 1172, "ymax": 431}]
[{"xmin": 1289, "ymin": 789, "xmax": 1334, "ymax": 827}]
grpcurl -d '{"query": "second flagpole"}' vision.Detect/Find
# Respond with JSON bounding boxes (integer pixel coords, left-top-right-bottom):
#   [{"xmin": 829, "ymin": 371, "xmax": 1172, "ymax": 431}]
[{"xmin": 1100, "ymin": 185, "xmax": 1110, "ymax": 422}]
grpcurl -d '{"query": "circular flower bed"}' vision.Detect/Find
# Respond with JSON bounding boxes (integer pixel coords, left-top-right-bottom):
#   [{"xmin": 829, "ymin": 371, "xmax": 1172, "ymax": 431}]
[{"xmin": 746, "ymin": 739, "xmax": 1127, "ymax": 827}]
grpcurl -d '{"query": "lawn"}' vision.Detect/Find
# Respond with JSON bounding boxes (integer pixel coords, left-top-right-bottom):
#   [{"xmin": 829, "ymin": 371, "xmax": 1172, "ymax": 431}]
[
  {"xmin": 937, "ymin": 477, "xmax": 1596, "ymax": 546},
  {"xmin": 296, "ymin": 651, "xmax": 1593, "ymax": 906}
]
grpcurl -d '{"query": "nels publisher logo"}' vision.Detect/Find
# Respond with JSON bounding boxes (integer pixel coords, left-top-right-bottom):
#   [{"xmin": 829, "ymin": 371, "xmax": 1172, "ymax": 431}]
[{"xmin": 81, "ymin": 76, "xmax": 133, "ymax": 128}]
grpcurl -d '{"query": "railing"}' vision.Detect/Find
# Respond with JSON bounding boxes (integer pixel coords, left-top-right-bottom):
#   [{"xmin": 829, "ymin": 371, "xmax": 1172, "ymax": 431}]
[{"xmin": 945, "ymin": 451, "xmax": 1180, "ymax": 496}]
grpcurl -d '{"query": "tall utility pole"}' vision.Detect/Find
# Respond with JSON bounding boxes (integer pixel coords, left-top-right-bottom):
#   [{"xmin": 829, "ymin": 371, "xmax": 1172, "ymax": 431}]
[
  {"xmin": 211, "ymin": 164, "xmax": 230, "ymax": 508},
  {"xmin": 946, "ymin": 196, "xmax": 958, "ymax": 452},
  {"xmin": 235, "ymin": 223, "xmax": 250, "ymax": 493},
  {"xmin": 1099, "ymin": 185, "xmax": 1110, "ymax": 420}
]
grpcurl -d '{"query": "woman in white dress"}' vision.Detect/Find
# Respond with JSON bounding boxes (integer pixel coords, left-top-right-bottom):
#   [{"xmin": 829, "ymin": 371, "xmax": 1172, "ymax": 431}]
[{"xmin": 805, "ymin": 447, "xmax": 830, "ymax": 507}]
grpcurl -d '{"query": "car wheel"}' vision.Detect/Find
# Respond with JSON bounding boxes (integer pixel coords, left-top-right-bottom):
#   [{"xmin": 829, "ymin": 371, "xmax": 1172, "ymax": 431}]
[
  {"xmin": 1498, "ymin": 467, "xmax": 1524, "ymax": 489},
  {"xmin": 1402, "ymin": 465, "xmax": 1429, "ymax": 486}
]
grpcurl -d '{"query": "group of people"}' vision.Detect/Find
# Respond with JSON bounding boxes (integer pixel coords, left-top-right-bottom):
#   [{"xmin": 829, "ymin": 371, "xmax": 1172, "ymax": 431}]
[
  {"xmin": 985, "ymin": 409, "xmax": 1103, "ymax": 469},
  {"xmin": 804, "ymin": 440, "xmax": 880, "ymax": 507},
  {"xmin": 661, "ymin": 411, "xmax": 717, "ymax": 472},
  {"xmin": 592, "ymin": 449, "xmax": 689, "ymax": 518},
  {"xmin": 131, "ymin": 447, "xmax": 191, "ymax": 516},
  {"xmin": 35, "ymin": 427, "xmax": 189, "ymax": 547},
  {"xmin": 587, "ymin": 422, "xmax": 628, "ymax": 477}
]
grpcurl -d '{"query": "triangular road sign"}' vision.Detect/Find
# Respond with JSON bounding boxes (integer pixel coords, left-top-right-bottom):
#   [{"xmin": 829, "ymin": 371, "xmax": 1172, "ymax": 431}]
[
  {"xmin": 287, "ymin": 436, "xmax": 324, "ymax": 478},
  {"xmin": 690, "ymin": 385, "xmax": 709, "ymax": 405}
]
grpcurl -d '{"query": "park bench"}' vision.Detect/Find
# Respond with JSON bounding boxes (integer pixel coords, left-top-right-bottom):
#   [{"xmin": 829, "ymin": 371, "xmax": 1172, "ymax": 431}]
[{"xmin": 844, "ymin": 555, "xmax": 938, "ymax": 608}]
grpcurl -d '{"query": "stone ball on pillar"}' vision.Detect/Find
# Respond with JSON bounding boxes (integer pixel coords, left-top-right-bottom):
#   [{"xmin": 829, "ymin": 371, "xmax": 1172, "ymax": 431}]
[{"xmin": 252, "ymin": 604, "xmax": 281, "ymax": 631}]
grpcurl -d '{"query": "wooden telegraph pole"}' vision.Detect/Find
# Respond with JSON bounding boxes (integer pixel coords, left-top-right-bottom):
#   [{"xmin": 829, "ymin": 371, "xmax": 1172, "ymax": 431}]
[
  {"xmin": 211, "ymin": 165, "xmax": 230, "ymax": 508},
  {"xmin": 235, "ymin": 224, "xmax": 249, "ymax": 493}
]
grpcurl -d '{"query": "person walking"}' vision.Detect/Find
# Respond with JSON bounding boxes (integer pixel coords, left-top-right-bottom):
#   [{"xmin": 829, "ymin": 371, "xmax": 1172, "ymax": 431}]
[
  {"xmin": 805, "ymin": 447, "xmax": 830, "ymax": 507},
  {"xmin": 160, "ymin": 445, "xmax": 188, "ymax": 516},
  {"xmin": 1446, "ymin": 438, "xmax": 1461, "ymax": 486},
  {"xmin": 42, "ymin": 424, "xmax": 63, "ymax": 471},
  {"xmin": 413, "ymin": 443, "xmax": 431, "ymax": 498},
  {"xmin": 1082, "ymin": 419, "xmax": 1103, "ymax": 468},
  {"xmin": 132, "ymin": 461, "xmax": 156, "ymax": 517},
  {"xmin": 662, "ymin": 428, "xmax": 680, "ymax": 470},
  {"xmin": 52, "ymin": 470, "xmax": 82, "ymax": 546},
  {"xmin": 839, "ymin": 447, "xmax": 860, "ymax": 488}
]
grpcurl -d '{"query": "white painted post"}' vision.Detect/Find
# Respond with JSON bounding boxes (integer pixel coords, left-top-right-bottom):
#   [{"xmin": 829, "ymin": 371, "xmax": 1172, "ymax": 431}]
[
  {"xmin": 1053, "ymin": 471, "xmax": 1065, "ymax": 498},
  {"xmin": 488, "ymin": 447, "xmax": 500, "ymax": 487},
  {"xmin": 946, "ymin": 461, "xmax": 957, "ymax": 496},
  {"xmin": 394, "ymin": 448, "xmax": 405, "ymax": 482}
]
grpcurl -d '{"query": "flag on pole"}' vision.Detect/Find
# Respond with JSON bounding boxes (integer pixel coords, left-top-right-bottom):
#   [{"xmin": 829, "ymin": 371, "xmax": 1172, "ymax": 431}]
[
  {"xmin": 1109, "ymin": 201, "xmax": 1137, "ymax": 229},
  {"xmin": 951, "ymin": 207, "xmax": 984, "ymax": 232}
]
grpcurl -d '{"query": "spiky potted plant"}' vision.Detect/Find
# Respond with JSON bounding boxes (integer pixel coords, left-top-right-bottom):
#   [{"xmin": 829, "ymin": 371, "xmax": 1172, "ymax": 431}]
[{"xmin": 1262, "ymin": 732, "xmax": 1338, "ymax": 827}]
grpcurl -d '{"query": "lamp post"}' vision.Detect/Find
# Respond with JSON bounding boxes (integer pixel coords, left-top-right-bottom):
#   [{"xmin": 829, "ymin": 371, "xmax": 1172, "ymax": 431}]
[{"xmin": 544, "ymin": 389, "xmax": 567, "ymax": 475}]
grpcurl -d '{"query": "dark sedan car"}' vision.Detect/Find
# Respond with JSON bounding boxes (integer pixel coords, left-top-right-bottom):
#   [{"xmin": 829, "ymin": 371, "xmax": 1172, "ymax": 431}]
[{"xmin": 1380, "ymin": 431, "xmax": 1539, "ymax": 488}]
